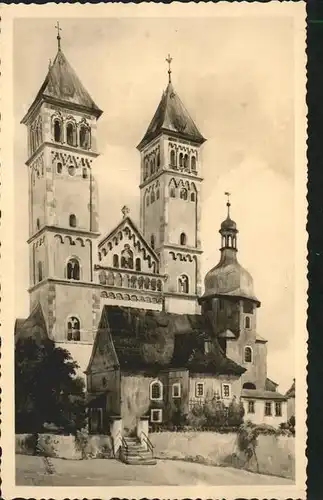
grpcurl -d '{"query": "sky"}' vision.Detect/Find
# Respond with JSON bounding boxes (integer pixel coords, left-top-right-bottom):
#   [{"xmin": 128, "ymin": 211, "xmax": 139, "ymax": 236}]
[{"xmin": 14, "ymin": 16, "xmax": 296, "ymax": 392}]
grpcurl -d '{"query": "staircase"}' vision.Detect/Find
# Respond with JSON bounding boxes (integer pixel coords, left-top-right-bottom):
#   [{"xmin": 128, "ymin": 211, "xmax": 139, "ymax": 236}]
[{"xmin": 119, "ymin": 435, "xmax": 156, "ymax": 465}]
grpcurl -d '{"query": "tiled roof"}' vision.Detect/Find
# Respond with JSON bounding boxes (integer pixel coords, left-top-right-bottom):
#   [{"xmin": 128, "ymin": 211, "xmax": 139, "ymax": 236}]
[
  {"xmin": 14, "ymin": 303, "xmax": 48, "ymax": 344},
  {"xmin": 137, "ymin": 82, "xmax": 206, "ymax": 150},
  {"xmin": 88, "ymin": 306, "xmax": 244, "ymax": 376},
  {"xmin": 22, "ymin": 49, "xmax": 102, "ymax": 123},
  {"xmin": 241, "ymin": 389, "xmax": 287, "ymax": 401}
]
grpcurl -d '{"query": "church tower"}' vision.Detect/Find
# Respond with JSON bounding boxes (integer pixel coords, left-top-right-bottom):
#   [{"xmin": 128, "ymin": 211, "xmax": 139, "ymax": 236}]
[
  {"xmin": 21, "ymin": 26, "xmax": 102, "ymax": 346},
  {"xmin": 137, "ymin": 56, "xmax": 206, "ymax": 314}
]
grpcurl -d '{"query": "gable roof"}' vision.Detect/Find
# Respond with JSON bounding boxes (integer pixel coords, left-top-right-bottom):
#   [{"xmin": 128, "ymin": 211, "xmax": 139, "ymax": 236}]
[
  {"xmin": 86, "ymin": 306, "xmax": 245, "ymax": 377},
  {"xmin": 14, "ymin": 303, "xmax": 49, "ymax": 345},
  {"xmin": 137, "ymin": 82, "xmax": 206, "ymax": 150},
  {"xmin": 22, "ymin": 49, "xmax": 102, "ymax": 124},
  {"xmin": 99, "ymin": 215, "xmax": 160, "ymax": 265},
  {"xmin": 285, "ymin": 379, "xmax": 295, "ymax": 398},
  {"xmin": 241, "ymin": 389, "xmax": 287, "ymax": 401}
]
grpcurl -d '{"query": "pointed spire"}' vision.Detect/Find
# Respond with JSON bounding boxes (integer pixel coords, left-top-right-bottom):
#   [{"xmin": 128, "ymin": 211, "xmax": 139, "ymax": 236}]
[
  {"xmin": 55, "ymin": 21, "xmax": 62, "ymax": 51},
  {"xmin": 166, "ymin": 54, "xmax": 173, "ymax": 84}
]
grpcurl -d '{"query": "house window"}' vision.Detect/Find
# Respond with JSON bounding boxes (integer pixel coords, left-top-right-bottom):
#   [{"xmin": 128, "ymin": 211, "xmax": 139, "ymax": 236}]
[
  {"xmin": 222, "ymin": 383, "xmax": 231, "ymax": 399},
  {"xmin": 37, "ymin": 261, "xmax": 43, "ymax": 282},
  {"xmin": 245, "ymin": 316, "xmax": 251, "ymax": 329},
  {"xmin": 82, "ymin": 167, "xmax": 88, "ymax": 179},
  {"xmin": 151, "ymin": 190, "xmax": 155, "ymax": 203},
  {"xmin": 79, "ymin": 125, "xmax": 90, "ymax": 149},
  {"xmin": 135, "ymin": 258, "xmax": 141, "ymax": 271},
  {"xmin": 150, "ymin": 234, "xmax": 155, "ymax": 249},
  {"xmin": 265, "ymin": 402, "xmax": 272, "ymax": 416},
  {"xmin": 178, "ymin": 274, "xmax": 189, "ymax": 294},
  {"xmin": 190, "ymin": 192, "xmax": 196, "ymax": 202},
  {"xmin": 156, "ymin": 151, "xmax": 160, "ymax": 167},
  {"xmin": 172, "ymin": 383, "xmax": 181, "ymax": 398},
  {"xmin": 69, "ymin": 214, "xmax": 77, "ymax": 228},
  {"xmin": 170, "ymin": 187, "xmax": 176, "ymax": 198},
  {"xmin": 156, "ymin": 188, "xmax": 160, "ymax": 200},
  {"xmin": 244, "ymin": 346, "xmax": 253, "ymax": 363},
  {"xmin": 66, "ymin": 122, "xmax": 76, "ymax": 147},
  {"xmin": 195, "ymin": 382, "xmax": 204, "ymax": 397},
  {"xmin": 180, "ymin": 232, "xmax": 187, "ymax": 246},
  {"xmin": 151, "ymin": 409, "xmax": 163, "ymax": 423},
  {"xmin": 184, "ymin": 154, "xmax": 189, "ymax": 170},
  {"xmin": 56, "ymin": 162, "xmax": 63, "ymax": 174},
  {"xmin": 113, "ymin": 254, "xmax": 119, "ymax": 268},
  {"xmin": 191, "ymin": 156, "xmax": 197, "ymax": 172},
  {"xmin": 275, "ymin": 402, "xmax": 282, "ymax": 417},
  {"xmin": 150, "ymin": 380, "xmax": 163, "ymax": 401},
  {"xmin": 66, "ymin": 258, "xmax": 80, "ymax": 280},
  {"xmin": 179, "ymin": 152, "xmax": 183, "ymax": 167},
  {"xmin": 53, "ymin": 119, "xmax": 61, "ymax": 142},
  {"xmin": 68, "ymin": 165, "xmax": 76, "ymax": 176},
  {"xmin": 67, "ymin": 316, "xmax": 80, "ymax": 341},
  {"xmin": 248, "ymin": 401, "xmax": 255, "ymax": 414}
]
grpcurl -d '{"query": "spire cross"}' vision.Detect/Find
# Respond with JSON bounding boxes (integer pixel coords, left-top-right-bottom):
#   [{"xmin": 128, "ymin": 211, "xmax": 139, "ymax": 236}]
[
  {"xmin": 55, "ymin": 21, "xmax": 62, "ymax": 51},
  {"xmin": 121, "ymin": 205, "xmax": 130, "ymax": 219},
  {"xmin": 224, "ymin": 191, "xmax": 231, "ymax": 217},
  {"xmin": 166, "ymin": 54, "xmax": 173, "ymax": 83}
]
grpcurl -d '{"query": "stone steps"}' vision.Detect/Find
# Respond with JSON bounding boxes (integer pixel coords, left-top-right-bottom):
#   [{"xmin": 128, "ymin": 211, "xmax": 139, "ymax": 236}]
[{"xmin": 119, "ymin": 437, "xmax": 156, "ymax": 465}]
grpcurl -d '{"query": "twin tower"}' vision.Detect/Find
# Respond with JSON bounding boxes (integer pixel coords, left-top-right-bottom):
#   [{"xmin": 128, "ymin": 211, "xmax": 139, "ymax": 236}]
[{"xmin": 22, "ymin": 41, "xmax": 206, "ymax": 348}]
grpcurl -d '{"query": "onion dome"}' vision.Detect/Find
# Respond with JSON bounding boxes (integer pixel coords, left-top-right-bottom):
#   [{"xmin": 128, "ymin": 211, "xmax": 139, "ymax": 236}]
[{"xmin": 201, "ymin": 193, "xmax": 260, "ymax": 306}]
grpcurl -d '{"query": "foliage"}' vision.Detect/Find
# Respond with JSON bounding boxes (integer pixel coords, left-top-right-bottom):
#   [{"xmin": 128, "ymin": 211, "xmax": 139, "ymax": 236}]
[
  {"xmin": 187, "ymin": 396, "xmax": 245, "ymax": 430},
  {"xmin": 279, "ymin": 415, "xmax": 295, "ymax": 436},
  {"xmin": 75, "ymin": 427, "xmax": 89, "ymax": 459},
  {"xmin": 15, "ymin": 337, "xmax": 86, "ymax": 434},
  {"xmin": 237, "ymin": 421, "xmax": 260, "ymax": 472}
]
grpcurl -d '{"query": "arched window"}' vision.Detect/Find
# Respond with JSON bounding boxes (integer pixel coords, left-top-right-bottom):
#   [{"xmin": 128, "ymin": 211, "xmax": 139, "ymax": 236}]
[
  {"xmin": 67, "ymin": 316, "xmax": 80, "ymax": 341},
  {"xmin": 179, "ymin": 152, "xmax": 183, "ymax": 167},
  {"xmin": 245, "ymin": 316, "xmax": 251, "ymax": 329},
  {"xmin": 68, "ymin": 165, "xmax": 76, "ymax": 176},
  {"xmin": 36, "ymin": 218, "xmax": 40, "ymax": 230},
  {"xmin": 144, "ymin": 160, "xmax": 149, "ymax": 180},
  {"xmin": 121, "ymin": 246, "xmax": 133, "ymax": 269},
  {"xmin": 53, "ymin": 120, "xmax": 61, "ymax": 142},
  {"xmin": 244, "ymin": 346, "xmax": 253, "ymax": 363},
  {"xmin": 190, "ymin": 192, "xmax": 196, "ymax": 202},
  {"xmin": 157, "ymin": 151, "xmax": 160, "ymax": 168},
  {"xmin": 150, "ymin": 380, "xmax": 163, "ymax": 400},
  {"xmin": 184, "ymin": 154, "xmax": 189, "ymax": 170},
  {"xmin": 178, "ymin": 274, "xmax": 189, "ymax": 294},
  {"xmin": 170, "ymin": 187, "xmax": 176, "ymax": 198},
  {"xmin": 113, "ymin": 254, "xmax": 119, "ymax": 268},
  {"xmin": 82, "ymin": 167, "xmax": 88, "ymax": 179},
  {"xmin": 150, "ymin": 234, "xmax": 155, "ymax": 249},
  {"xmin": 157, "ymin": 279, "xmax": 162, "ymax": 291},
  {"xmin": 180, "ymin": 188, "xmax": 188, "ymax": 200},
  {"xmin": 170, "ymin": 149, "xmax": 176, "ymax": 166},
  {"xmin": 150, "ymin": 159, "xmax": 155, "ymax": 176},
  {"xmin": 69, "ymin": 214, "xmax": 77, "ymax": 228},
  {"xmin": 79, "ymin": 125, "xmax": 90, "ymax": 149},
  {"xmin": 151, "ymin": 190, "xmax": 155, "ymax": 203},
  {"xmin": 66, "ymin": 122, "xmax": 76, "ymax": 147},
  {"xmin": 180, "ymin": 232, "xmax": 187, "ymax": 246},
  {"xmin": 38, "ymin": 261, "xmax": 43, "ymax": 282},
  {"xmin": 99, "ymin": 270, "xmax": 107, "ymax": 285},
  {"xmin": 146, "ymin": 194, "xmax": 150, "ymax": 206},
  {"xmin": 135, "ymin": 258, "xmax": 141, "ymax": 271},
  {"xmin": 191, "ymin": 156, "xmax": 197, "ymax": 172},
  {"xmin": 156, "ymin": 188, "xmax": 160, "ymax": 199},
  {"xmin": 56, "ymin": 162, "xmax": 62, "ymax": 174},
  {"xmin": 66, "ymin": 258, "xmax": 80, "ymax": 280}
]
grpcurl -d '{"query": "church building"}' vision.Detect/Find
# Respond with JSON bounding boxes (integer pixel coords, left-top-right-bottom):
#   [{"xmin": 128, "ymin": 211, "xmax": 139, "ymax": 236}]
[{"xmin": 15, "ymin": 30, "xmax": 287, "ymax": 434}]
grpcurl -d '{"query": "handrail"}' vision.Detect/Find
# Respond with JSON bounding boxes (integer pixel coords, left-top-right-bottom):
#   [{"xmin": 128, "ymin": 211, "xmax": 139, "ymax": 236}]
[
  {"xmin": 121, "ymin": 436, "xmax": 129, "ymax": 459},
  {"xmin": 140, "ymin": 431, "xmax": 154, "ymax": 455}
]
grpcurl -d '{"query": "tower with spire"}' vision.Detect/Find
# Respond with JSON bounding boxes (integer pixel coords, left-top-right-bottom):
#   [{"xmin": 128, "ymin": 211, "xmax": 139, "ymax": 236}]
[
  {"xmin": 21, "ymin": 24, "xmax": 103, "ymax": 345},
  {"xmin": 137, "ymin": 55, "xmax": 206, "ymax": 314}
]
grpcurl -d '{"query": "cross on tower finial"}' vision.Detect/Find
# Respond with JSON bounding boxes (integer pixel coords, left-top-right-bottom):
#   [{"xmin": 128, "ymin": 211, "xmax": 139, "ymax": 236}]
[
  {"xmin": 55, "ymin": 21, "xmax": 62, "ymax": 51},
  {"xmin": 166, "ymin": 54, "xmax": 173, "ymax": 84},
  {"xmin": 224, "ymin": 191, "xmax": 231, "ymax": 217},
  {"xmin": 121, "ymin": 205, "xmax": 130, "ymax": 219}
]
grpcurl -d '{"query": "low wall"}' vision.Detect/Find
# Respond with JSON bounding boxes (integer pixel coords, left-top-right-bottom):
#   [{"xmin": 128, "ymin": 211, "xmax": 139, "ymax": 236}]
[
  {"xmin": 150, "ymin": 431, "xmax": 295, "ymax": 479},
  {"xmin": 16, "ymin": 434, "xmax": 113, "ymax": 460}
]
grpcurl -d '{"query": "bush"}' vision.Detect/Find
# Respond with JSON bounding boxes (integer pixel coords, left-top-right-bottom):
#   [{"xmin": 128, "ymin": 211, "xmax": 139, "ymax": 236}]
[{"xmin": 187, "ymin": 396, "xmax": 245, "ymax": 430}]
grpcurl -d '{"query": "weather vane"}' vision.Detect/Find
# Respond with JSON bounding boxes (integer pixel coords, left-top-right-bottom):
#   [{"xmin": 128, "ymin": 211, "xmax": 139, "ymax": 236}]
[
  {"xmin": 55, "ymin": 21, "xmax": 62, "ymax": 51},
  {"xmin": 166, "ymin": 54, "xmax": 173, "ymax": 83},
  {"xmin": 121, "ymin": 205, "xmax": 130, "ymax": 219},
  {"xmin": 224, "ymin": 191, "xmax": 231, "ymax": 216}
]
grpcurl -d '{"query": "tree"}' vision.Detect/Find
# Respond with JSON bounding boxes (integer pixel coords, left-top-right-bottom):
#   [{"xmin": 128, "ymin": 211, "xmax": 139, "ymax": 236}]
[{"xmin": 15, "ymin": 337, "xmax": 86, "ymax": 434}]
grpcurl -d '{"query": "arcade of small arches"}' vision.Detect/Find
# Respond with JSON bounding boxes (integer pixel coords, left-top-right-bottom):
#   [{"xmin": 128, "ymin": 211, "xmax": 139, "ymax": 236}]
[
  {"xmin": 168, "ymin": 147, "xmax": 197, "ymax": 174},
  {"xmin": 100, "ymin": 291, "xmax": 163, "ymax": 304},
  {"xmin": 169, "ymin": 250, "xmax": 197, "ymax": 262},
  {"xmin": 168, "ymin": 178, "xmax": 197, "ymax": 202},
  {"xmin": 98, "ymin": 228, "xmax": 159, "ymax": 271},
  {"xmin": 52, "ymin": 115, "xmax": 91, "ymax": 150},
  {"xmin": 221, "ymin": 233, "xmax": 237, "ymax": 250},
  {"xmin": 143, "ymin": 147, "xmax": 161, "ymax": 181},
  {"xmin": 144, "ymin": 181, "xmax": 160, "ymax": 207},
  {"xmin": 97, "ymin": 269, "xmax": 164, "ymax": 292},
  {"xmin": 54, "ymin": 234, "xmax": 92, "ymax": 248}
]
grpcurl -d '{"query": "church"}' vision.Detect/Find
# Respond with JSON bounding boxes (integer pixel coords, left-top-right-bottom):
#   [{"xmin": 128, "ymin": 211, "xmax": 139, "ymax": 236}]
[{"xmin": 15, "ymin": 29, "xmax": 287, "ymax": 434}]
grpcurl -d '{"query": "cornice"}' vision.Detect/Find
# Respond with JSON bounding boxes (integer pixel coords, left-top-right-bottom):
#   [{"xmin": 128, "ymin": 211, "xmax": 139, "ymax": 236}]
[
  {"xmin": 27, "ymin": 225, "xmax": 100, "ymax": 244},
  {"xmin": 26, "ymin": 141, "xmax": 99, "ymax": 166}
]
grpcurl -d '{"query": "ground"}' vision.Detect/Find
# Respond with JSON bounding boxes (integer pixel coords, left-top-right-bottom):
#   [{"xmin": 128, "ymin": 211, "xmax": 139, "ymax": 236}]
[{"xmin": 16, "ymin": 454, "xmax": 294, "ymax": 486}]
